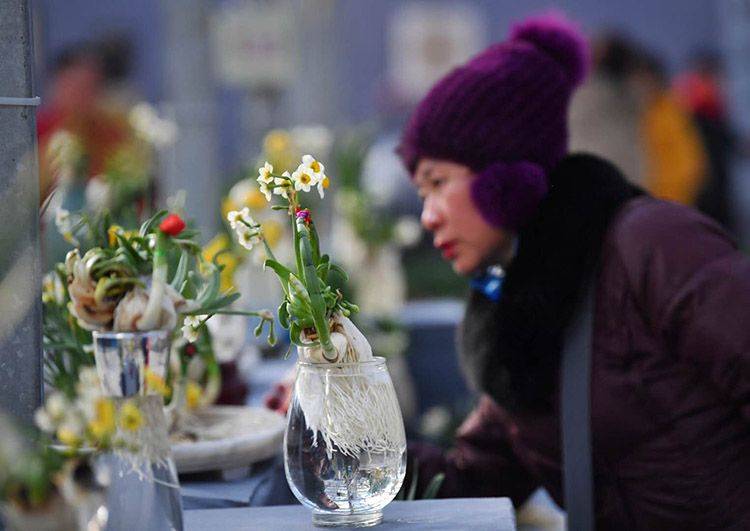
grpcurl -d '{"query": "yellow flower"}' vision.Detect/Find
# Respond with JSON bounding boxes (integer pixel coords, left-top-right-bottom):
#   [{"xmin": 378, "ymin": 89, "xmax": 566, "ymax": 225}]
[
  {"xmin": 119, "ymin": 400, "xmax": 143, "ymax": 432},
  {"xmin": 57, "ymin": 427, "xmax": 81, "ymax": 448},
  {"xmin": 203, "ymin": 233, "xmax": 230, "ymax": 262},
  {"xmin": 244, "ymin": 188, "xmax": 267, "ymax": 210},
  {"xmin": 144, "ymin": 368, "xmax": 170, "ymax": 397},
  {"xmin": 263, "ymin": 130, "xmax": 292, "ymax": 157},
  {"xmin": 203, "ymin": 234, "xmax": 240, "ymax": 291},
  {"xmin": 88, "ymin": 398, "xmax": 116, "ymax": 440},
  {"xmin": 108, "ymin": 225, "xmax": 123, "ymax": 247},
  {"xmin": 221, "ymin": 197, "xmax": 240, "ymax": 220},
  {"xmin": 261, "ymin": 219, "xmax": 283, "ymax": 248},
  {"xmin": 185, "ymin": 381, "xmax": 202, "ymax": 410}
]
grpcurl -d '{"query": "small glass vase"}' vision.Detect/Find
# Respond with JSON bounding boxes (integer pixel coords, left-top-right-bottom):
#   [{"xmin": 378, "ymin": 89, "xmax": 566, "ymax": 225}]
[
  {"xmin": 284, "ymin": 357, "xmax": 406, "ymax": 528},
  {"xmin": 92, "ymin": 330, "xmax": 184, "ymax": 531}
]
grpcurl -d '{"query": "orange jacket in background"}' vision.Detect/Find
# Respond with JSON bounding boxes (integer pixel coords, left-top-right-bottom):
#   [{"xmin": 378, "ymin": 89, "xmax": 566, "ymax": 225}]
[{"xmin": 641, "ymin": 92, "xmax": 707, "ymax": 205}]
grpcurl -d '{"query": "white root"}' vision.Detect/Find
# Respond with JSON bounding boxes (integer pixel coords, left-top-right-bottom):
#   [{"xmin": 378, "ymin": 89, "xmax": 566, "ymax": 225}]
[{"xmin": 295, "ymin": 314, "xmax": 405, "ymax": 458}]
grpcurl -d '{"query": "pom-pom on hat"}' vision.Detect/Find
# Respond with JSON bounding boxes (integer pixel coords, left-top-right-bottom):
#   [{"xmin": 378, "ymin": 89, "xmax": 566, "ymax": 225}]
[{"xmin": 398, "ymin": 12, "xmax": 590, "ymax": 230}]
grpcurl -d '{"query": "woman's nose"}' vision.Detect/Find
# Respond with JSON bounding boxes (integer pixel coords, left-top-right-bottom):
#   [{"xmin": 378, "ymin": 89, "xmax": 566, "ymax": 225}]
[{"xmin": 421, "ymin": 198, "xmax": 441, "ymax": 232}]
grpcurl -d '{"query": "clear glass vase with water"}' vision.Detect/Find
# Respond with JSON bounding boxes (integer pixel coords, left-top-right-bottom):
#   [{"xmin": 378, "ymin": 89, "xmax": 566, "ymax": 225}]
[
  {"xmin": 284, "ymin": 357, "xmax": 406, "ymax": 527},
  {"xmin": 92, "ymin": 330, "xmax": 184, "ymax": 531}
]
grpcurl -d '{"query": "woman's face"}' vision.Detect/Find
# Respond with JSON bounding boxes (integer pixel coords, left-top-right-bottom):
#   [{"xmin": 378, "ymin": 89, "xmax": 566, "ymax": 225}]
[{"xmin": 414, "ymin": 158, "xmax": 512, "ymax": 275}]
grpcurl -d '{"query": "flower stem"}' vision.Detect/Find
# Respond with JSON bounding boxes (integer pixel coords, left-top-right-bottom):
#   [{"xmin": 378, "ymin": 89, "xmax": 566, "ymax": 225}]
[{"xmin": 138, "ymin": 231, "xmax": 168, "ymax": 330}]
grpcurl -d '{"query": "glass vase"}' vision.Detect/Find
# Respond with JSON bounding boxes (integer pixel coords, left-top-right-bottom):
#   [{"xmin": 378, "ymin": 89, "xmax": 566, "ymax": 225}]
[
  {"xmin": 284, "ymin": 357, "xmax": 406, "ymax": 528},
  {"xmin": 92, "ymin": 330, "xmax": 184, "ymax": 531}
]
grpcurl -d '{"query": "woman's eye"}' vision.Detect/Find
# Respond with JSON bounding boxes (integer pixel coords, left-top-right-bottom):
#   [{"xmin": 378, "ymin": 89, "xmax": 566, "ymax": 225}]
[{"xmin": 430, "ymin": 177, "xmax": 445, "ymax": 189}]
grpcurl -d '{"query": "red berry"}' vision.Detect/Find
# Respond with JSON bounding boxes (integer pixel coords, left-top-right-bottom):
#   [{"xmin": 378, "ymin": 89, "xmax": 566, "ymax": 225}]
[{"xmin": 159, "ymin": 213, "xmax": 186, "ymax": 236}]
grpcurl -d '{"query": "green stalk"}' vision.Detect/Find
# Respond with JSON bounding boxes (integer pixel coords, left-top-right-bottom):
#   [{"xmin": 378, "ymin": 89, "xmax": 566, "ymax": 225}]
[
  {"xmin": 291, "ymin": 211, "xmax": 304, "ymax": 278},
  {"xmin": 297, "ymin": 218, "xmax": 336, "ymax": 361},
  {"xmin": 138, "ymin": 231, "xmax": 168, "ymax": 330}
]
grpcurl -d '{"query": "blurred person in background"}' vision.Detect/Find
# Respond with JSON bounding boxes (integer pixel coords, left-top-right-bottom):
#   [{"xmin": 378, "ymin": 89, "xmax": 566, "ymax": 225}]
[
  {"xmin": 631, "ymin": 49, "xmax": 708, "ymax": 207},
  {"xmin": 674, "ymin": 50, "xmax": 738, "ymax": 232},
  {"xmin": 398, "ymin": 12, "xmax": 750, "ymax": 530},
  {"xmin": 37, "ymin": 42, "xmax": 106, "ymax": 201},
  {"xmin": 568, "ymin": 33, "xmax": 646, "ymax": 187},
  {"xmin": 36, "ymin": 40, "xmax": 135, "ymax": 205}
]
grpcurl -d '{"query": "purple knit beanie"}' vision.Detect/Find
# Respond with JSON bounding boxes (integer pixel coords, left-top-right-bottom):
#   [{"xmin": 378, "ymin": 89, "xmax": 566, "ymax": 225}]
[{"xmin": 398, "ymin": 12, "xmax": 590, "ymax": 230}]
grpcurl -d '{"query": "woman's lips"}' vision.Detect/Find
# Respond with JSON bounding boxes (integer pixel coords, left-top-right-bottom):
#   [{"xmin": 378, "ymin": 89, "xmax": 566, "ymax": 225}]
[{"xmin": 437, "ymin": 241, "xmax": 457, "ymax": 260}]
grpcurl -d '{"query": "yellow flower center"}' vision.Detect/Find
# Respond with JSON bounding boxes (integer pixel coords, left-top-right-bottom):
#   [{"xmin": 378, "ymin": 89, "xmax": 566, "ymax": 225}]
[
  {"xmin": 108, "ymin": 225, "xmax": 123, "ymax": 247},
  {"xmin": 119, "ymin": 401, "xmax": 143, "ymax": 432},
  {"xmin": 310, "ymin": 160, "xmax": 321, "ymax": 173},
  {"xmin": 300, "ymin": 173, "xmax": 311, "ymax": 185},
  {"xmin": 145, "ymin": 368, "xmax": 170, "ymax": 397},
  {"xmin": 57, "ymin": 427, "xmax": 81, "ymax": 448},
  {"xmin": 186, "ymin": 381, "xmax": 202, "ymax": 410},
  {"xmin": 322, "ymin": 176, "xmax": 330, "ymax": 189}
]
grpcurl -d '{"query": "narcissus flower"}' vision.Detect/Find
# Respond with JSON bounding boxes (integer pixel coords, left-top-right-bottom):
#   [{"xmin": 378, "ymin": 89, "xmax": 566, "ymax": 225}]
[
  {"xmin": 257, "ymin": 161, "xmax": 274, "ymax": 184},
  {"xmin": 300, "ymin": 154, "xmax": 324, "ymax": 176},
  {"xmin": 236, "ymin": 224, "xmax": 261, "ymax": 250},
  {"xmin": 317, "ymin": 174, "xmax": 330, "ymax": 199},
  {"xmin": 273, "ymin": 172, "xmax": 293, "ymax": 199},
  {"xmin": 119, "ymin": 400, "xmax": 143, "ymax": 432},
  {"xmin": 182, "ymin": 315, "xmax": 203, "ymax": 343}
]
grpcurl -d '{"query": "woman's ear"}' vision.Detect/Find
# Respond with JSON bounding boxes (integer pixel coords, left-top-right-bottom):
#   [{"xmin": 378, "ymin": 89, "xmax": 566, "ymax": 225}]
[{"xmin": 470, "ymin": 161, "xmax": 548, "ymax": 230}]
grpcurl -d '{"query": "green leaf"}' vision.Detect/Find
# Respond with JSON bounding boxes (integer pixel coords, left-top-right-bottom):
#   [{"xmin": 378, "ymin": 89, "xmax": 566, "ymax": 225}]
[
  {"xmin": 297, "ymin": 220, "xmax": 336, "ymax": 359},
  {"xmin": 328, "ymin": 263, "xmax": 349, "ymax": 282},
  {"xmin": 115, "ymin": 233, "xmax": 146, "ymax": 267},
  {"xmin": 139, "ymin": 209, "xmax": 168, "ymax": 237},
  {"xmin": 278, "ymin": 301, "xmax": 290, "ymax": 329},
  {"xmin": 289, "ymin": 321, "xmax": 302, "ymax": 346},
  {"xmin": 267, "ymin": 320, "xmax": 277, "ymax": 346},
  {"xmin": 170, "ymin": 249, "xmax": 189, "ymax": 289},
  {"xmin": 288, "ymin": 274, "xmax": 313, "ymax": 310},
  {"xmin": 264, "ymin": 259, "xmax": 293, "ymax": 295}
]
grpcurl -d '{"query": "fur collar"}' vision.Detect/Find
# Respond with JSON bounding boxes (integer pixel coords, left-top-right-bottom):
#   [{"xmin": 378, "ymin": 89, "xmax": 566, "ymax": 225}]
[{"xmin": 460, "ymin": 154, "xmax": 643, "ymax": 411}]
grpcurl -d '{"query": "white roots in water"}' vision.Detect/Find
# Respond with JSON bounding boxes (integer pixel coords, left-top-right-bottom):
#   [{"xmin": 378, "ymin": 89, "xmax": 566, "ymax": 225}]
[{"xmin": 295, "ymin": 315, "xmax": 406, "ymax": 459}]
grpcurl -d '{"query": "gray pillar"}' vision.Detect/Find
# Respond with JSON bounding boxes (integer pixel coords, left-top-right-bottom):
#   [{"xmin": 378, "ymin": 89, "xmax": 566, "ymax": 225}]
[
  {"xmin": 0, "ymin": 0, "xmax": 42, "ymax": 422},
  {"xmin": 161, "ymin": 0, "xmax": 220, "ymax": 238}
]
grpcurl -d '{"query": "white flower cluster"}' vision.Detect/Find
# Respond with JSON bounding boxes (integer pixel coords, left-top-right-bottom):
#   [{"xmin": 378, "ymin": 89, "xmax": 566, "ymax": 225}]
[
  {"xmin": 181, "ymin": 314, "xmax": 207, "ymax": 343},
  {"xmin": 34, "ymin": 367, "xmax": 106, "ymax": 445},
  {"xmin": 256, "ymin": 155, "xmax": 330, "ymax": 202},
  {"xmin": 227, "ymin": 207, "xmax": 261, "ymax": 251},
  {"xmin": 294, "ymin": 155, "xmax": 329, "ymax": 198}
]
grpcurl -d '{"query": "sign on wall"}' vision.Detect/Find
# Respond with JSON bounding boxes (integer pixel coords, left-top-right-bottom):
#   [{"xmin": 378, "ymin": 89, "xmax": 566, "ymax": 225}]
[
  {"xmin": 210, "ymin": 0, "xmax": 296, "ymax": 89},
  {"xmin": 387, "ymin": 2, "xmax": 486, "ymax": 103}
]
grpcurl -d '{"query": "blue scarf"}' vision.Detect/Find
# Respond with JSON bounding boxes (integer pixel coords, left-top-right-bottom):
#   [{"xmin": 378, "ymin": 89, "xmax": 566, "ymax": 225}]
[{"xmin": 470, "ymin": 265, "xmax": 505, "ymax": 302}]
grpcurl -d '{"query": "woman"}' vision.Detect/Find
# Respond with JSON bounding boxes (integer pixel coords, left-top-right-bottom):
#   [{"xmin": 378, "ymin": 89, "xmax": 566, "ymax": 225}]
[{"xmin": 398, "ymin": 13, "xmax": 750, "ymax": 530}]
